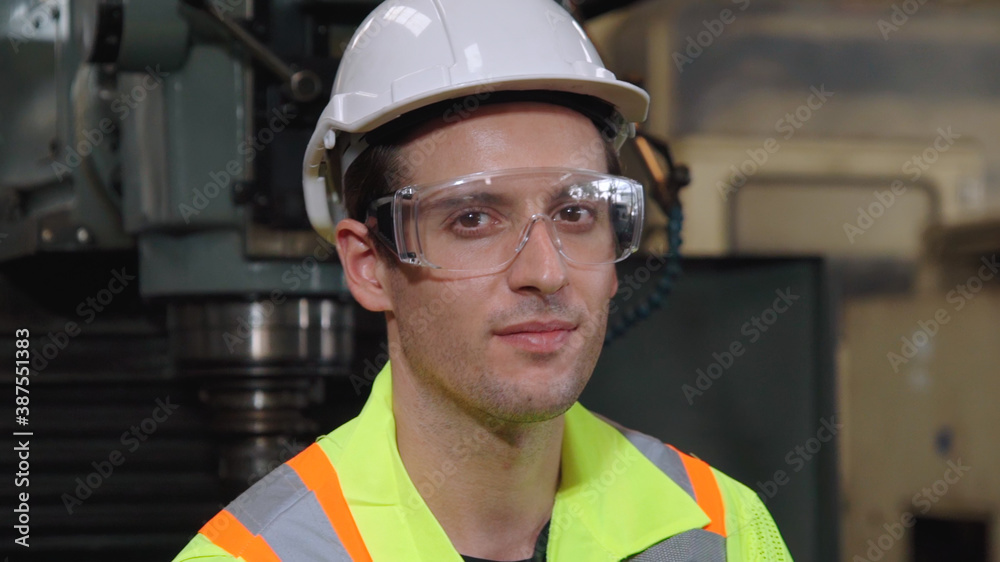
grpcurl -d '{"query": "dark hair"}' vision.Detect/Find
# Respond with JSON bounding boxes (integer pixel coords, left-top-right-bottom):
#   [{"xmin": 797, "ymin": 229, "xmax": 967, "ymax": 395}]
[{"xmin": 341, "ymin": 94, "xmax": 625, "ymax": 262}]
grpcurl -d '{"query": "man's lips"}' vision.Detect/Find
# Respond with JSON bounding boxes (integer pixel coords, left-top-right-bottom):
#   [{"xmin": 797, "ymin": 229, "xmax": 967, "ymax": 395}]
[{"xmin": 494, "ymin": 320, "xmax": 577, "ymax": 353}]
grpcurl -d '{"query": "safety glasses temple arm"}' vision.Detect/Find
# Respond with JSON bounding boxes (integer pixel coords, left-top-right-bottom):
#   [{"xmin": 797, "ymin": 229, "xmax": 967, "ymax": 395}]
[{"xmin": 365, "ymin": 196, "xmax": 400, "ymax": 257}]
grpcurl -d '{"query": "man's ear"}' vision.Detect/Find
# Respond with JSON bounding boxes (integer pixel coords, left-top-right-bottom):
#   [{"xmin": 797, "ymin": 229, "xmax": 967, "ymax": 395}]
[{"xmin": 335, "ymin": 219, "xmax": 393, "ymax": 312}]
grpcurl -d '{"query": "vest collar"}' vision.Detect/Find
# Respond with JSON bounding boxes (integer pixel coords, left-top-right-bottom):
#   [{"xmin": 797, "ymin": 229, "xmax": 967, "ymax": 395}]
[{"xmin": 315, "ymin": 362, "xmax": 709, "ymax": 561}]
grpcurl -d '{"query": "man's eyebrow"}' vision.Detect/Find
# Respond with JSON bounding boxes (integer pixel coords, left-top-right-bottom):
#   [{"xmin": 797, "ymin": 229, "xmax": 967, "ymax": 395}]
[
  {"xmin": 534, "ymin": 184, "xmax": 591, "ymax": 206},
  {"xmin": 423, "ymin": 190, "xmax": 512, "ymax": 211},
  {"xmin": 548, "ymin": 186, "xmax": 578, "ymax": 202}
]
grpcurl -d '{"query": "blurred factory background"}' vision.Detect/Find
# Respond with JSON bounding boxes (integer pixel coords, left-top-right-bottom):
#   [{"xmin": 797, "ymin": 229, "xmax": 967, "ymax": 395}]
[{"xmin": 0, "ymin": 0, "xmax": 997, "ymax": 560}]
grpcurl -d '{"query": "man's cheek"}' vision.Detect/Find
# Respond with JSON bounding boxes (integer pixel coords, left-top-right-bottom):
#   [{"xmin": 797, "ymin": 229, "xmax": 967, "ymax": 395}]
[{"xmin": 412, "ymin": 313, "xmax": 429, "ymax": 335}]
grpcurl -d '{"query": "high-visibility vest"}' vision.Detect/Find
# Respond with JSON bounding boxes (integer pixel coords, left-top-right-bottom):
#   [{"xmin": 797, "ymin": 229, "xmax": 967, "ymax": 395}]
[
  {"xmin": 198, "ymin": 431, "xmax": 726, "ymax": 560},
  {"xmin": 176, "ymin": 364, "xmax": 791, "ymax": 561}
]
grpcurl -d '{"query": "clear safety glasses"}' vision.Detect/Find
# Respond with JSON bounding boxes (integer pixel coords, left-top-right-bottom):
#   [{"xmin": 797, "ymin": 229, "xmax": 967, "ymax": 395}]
[{"xmin": 365, "ymin": 167, "xmax": 644, "ymax": 272}]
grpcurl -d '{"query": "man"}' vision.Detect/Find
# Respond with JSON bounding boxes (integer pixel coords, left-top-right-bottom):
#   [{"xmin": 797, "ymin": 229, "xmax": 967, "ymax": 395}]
[{"xmin": 173, "ymin": 0, "xmax": 792, "ymax": 560}]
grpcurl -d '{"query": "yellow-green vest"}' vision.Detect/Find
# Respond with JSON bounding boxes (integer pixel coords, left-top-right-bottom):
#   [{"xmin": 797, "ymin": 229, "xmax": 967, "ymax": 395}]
[{"xmin": 173, "ymin": 362, "xmax": 792, "ymax": 561}]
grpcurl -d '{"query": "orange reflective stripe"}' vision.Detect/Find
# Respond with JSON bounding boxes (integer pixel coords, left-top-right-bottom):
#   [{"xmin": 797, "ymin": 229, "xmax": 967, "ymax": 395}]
[
  {"xmin": 669, "ymin": 446, "xmax": 727, "ymax": 537},
  {"xmin": 198, "ymin": 509, "xmax": 281, "ymax": 562},
  {"xmin": 287, "ymin": 443, "xmax": 373, "ymax": 562}
]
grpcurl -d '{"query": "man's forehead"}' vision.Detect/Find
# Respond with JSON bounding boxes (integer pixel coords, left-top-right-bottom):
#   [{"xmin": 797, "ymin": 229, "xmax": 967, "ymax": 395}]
[{"xmin": 399, "ymin": 101, "xmax": 607, "ymax": 184}]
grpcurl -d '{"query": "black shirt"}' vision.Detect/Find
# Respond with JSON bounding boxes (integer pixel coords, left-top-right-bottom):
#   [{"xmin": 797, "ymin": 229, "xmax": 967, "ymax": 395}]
[{"xmin": 460, "ymin": 520, "xmax": 550, "ymax": 562}]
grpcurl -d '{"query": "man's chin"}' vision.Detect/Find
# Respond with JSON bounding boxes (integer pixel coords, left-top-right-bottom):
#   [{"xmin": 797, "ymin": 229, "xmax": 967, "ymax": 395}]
[{"xmin": 486, "ymin": 373, "xmax": 587, "ymax": 423}]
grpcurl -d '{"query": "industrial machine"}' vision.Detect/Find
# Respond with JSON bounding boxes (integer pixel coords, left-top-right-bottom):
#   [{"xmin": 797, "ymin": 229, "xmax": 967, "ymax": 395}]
[{"xmin": 2, "ymin": 0, "xmax": 370, "ymax": 490}]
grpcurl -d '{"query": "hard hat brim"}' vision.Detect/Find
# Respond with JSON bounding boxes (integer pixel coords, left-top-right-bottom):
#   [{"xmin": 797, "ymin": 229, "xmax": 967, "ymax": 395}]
[{"xmin": 327, "ymin": 75, "xmax": 650, "ymax": 134}]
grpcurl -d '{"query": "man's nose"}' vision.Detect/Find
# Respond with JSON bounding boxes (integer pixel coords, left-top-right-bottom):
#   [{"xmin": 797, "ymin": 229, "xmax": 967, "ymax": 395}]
[{"xmin": 506, "ymin": 217, "xmax": 569, "ymax": 296}]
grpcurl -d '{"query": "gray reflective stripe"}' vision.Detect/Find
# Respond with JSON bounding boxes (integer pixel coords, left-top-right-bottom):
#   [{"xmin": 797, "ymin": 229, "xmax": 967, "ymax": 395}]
[
  {"xmin": 223, "ymin": 463, "xmax": 352, "ymax": 560},
  {"xmin": 226, "ymin": 464, "xmax": 310, "ymax": 534},
  {"xmin": 627, "ymin": 529, "xmax": 726, "ymax": 561},
  {"xmin": 596, "ymin": 414, "xmax": 695, "ymax": 500},
  {"xmin": 260, "ymin": 492, "xmax": 353, "ymax": 561}
]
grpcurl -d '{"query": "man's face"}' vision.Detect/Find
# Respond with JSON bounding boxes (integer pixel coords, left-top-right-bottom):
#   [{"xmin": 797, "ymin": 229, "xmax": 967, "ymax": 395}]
[{"xmin": 384, "ymin": 101, "xmax": 618, "ymax": 424}]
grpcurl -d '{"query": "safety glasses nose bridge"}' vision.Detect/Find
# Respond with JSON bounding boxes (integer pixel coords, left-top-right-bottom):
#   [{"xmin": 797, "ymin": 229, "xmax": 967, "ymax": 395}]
[{"xmin": 510, "ymin": 214, "xmax": 567, "ymax": 263}]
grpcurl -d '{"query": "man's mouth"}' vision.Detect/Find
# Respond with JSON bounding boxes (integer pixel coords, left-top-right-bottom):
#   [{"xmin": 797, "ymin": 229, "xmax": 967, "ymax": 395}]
[{"xmin": 493, "ymin": 320, "xmax": 577, "ymax": 354}]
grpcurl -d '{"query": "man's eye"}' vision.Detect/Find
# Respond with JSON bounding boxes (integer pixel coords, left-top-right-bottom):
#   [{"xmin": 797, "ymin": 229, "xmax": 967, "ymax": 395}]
[
  {"xmin": 555, "ymin": 206, "xmax": 591, "ymax": 222},
  {"xmin": 456, "ymin": 211, "xmax": 491, "ymax": 229}
]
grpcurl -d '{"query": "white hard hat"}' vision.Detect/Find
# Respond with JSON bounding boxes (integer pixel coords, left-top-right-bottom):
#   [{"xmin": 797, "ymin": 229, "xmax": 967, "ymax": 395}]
[{"xmin": 302, "ymin": 0, "xmax": 651, "ymax": 240}]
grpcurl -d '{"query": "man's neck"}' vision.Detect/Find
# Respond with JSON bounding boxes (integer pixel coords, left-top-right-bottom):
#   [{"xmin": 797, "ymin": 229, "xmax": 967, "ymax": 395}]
[{"xmin": 392, "ymin": 361, "xmax": 562, "ymax": 561}]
